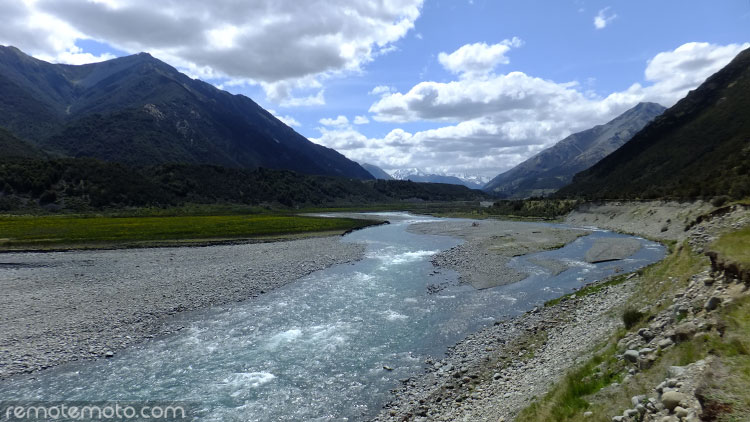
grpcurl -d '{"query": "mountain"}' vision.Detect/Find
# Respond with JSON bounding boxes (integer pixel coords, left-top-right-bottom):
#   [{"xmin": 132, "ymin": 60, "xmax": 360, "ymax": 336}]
[
  {"xmin": 483, "ymin": 102, "xmax": 666, "ymax": 198},
  {"xmin": 0, "ymin": 45, "xmax": 372, "ymax": 179},
  {"xmin": 360, "ymin": 163, "xmax": 394, "ymax": 180},
  {"xmin": 558, "ymin": 47, "xmax": 750, "ymax": 200},
  {"xmin": 390, "ymin": 168, "xmax": 487, "ymax": 189},
  {"xmin": 0, "ymin": 127, "xmax": 46, "ymax": 159}
]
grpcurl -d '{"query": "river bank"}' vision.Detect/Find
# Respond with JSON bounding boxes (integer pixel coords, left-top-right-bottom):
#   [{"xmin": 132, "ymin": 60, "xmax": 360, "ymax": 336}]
[
  {"xmin": 0, "ymin": 236, "xmax": 365, "ymax": 380},
  {"xmin": 374, "ymin": 201, "xmax": 750, "ymax": 422}
]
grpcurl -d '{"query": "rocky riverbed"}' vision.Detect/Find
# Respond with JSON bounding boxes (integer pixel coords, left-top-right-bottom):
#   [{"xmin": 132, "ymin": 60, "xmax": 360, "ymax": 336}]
[
  {"xmin": 373, "ymin": 271, "xmax": 639, "ymax": 422},
  {"xmin": 0, "ymin": 236, "xmax": 365, "ymax": 380},
  {"xmin": 374, "ymin": 201, "xmax": 750, "ymax": 422},
  {"xmin": 408, "ymin": 220, "xmax": 587, "ymax": 289}
]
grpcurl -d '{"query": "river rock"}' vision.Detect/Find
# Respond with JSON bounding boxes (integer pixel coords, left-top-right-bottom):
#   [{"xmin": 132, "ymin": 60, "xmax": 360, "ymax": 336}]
[
  {"xmin": 661, "ymin": 391, "xmax": 687, "ymax": 411},
  {"xmin": 658, "ymin": 338, "xmax": 674, "ymax": 349},
  {"xmin": 671, "ymin": 323, "xmax": 698, "ymax": 342},
  {"xmin": 623, "ymin": 350, "xmax": 639, "ymax": 363},
  {"xmin": 704, "ymin": 296, "xmax": 721, "ymax": 311},
  {"xmin": 667, "ymin": 366, "xmax": 686, "ymax": 378}
]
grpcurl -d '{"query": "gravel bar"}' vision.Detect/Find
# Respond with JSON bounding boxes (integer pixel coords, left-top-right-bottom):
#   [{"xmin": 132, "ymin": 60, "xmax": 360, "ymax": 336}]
[
  {"xmin": 408, "ymin": 219, "xmax": 587, "ymax": 289},
  {"xmin": 0, "ymin": 236, "xmax": 365, "ymax": 379}
]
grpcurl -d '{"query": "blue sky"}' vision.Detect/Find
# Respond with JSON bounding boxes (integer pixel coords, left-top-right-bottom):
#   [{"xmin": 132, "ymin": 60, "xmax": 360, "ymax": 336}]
[{"xmin": 1, "ymin": 0, "xmax": 748, "ymax": 177}]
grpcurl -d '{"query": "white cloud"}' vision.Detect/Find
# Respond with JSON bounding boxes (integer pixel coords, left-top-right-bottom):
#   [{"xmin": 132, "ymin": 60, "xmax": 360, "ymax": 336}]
[
  {"xmin": 320, "ymin": 115, "xmax": 350, "ymax": 127},
  {"xmin": 594, "ymin": 7, "xmax": 617, "ymax": 30},
  {"xmin": 0, "ymin": 0, "xmax": 424, "ymax": 105},
  {"xmin": 39, "ymin": 47, "xmax": 116, "ymax": 65},
  {"xmin": 268, "ymin": 110, "xmax": 301, "ymax": 127},
  {"xmin": 353, "ymin": 115, "xmax": 370, "ymax": 125},
  {"xmin": 326, "ymin": 41, "xmax": 750, "ymax": 176},
  {"xmin": 369, "ymin": 85, "xmax": 395, "ymax": 96},
  {"xmin": 437, "ymin": 38, "xmax": 522, "ymax": 78}
]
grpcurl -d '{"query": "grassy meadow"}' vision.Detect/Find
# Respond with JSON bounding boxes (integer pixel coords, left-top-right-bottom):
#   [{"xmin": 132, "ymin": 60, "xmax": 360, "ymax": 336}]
[{"xmin": 0, "ymin": 213, "xmax": 380, "ymax": 250}]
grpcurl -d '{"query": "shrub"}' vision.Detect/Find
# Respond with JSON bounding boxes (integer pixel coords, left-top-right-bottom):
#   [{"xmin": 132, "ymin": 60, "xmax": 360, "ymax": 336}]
[
  {"xmin": 711, "ymin": 195, "xmax": 730, "ymax": 207},
  {"xmin": 622, "ymin": 308, "xmax": 646, "ymax": 329}
]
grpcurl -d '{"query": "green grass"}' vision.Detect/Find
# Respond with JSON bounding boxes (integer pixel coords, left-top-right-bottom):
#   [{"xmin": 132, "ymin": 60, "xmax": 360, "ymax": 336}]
[
  {"xmin": 622, "ymin": 308, "xmax": 647, "ymax": 329},
  {"xmin": 697, "ymin": 295, "xmax": 750, "ymax": 421},
  {"xmin": 516, "ymin": 344, "xmax": 625, "ymax": 422},
  {"xmin": 544, "ymin": 274, "xmax": 629, "ymax": 307},
  {"xmin": 0, "ymin": 214, "xmax": 379, "ymax": 250},
  {"xmin": 710, "ymin": 225, "xmax": 750, "ymax": 267}
]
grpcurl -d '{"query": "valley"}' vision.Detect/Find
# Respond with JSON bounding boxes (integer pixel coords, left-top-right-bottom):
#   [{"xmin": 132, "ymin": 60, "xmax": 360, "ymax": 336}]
[{"xmin": 0, "ymin": 9, "xmax": 748, "ymax": 421}]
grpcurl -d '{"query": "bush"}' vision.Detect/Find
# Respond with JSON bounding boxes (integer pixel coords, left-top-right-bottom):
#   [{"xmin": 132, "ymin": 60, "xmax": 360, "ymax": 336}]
[
  {"xmin": 622, "ymin": 308, "xmax": 646, "ymax": 329},
  {"xmin": 711, "ymin": 195, "xmax": 730, "ymax": 207}
]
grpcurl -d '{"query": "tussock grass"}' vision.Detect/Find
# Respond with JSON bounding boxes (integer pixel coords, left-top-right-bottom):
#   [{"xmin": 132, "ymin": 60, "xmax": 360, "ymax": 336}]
[
  {"xmin": 697, "ymin": 296, "xmax": 750, "ymax": 421},
  {"xmin": 622, "ymin": 309, "xmax": 646, "ymax": 329},
  {"xmin": 710, "ymin": 225, "xmax": 750, "ymax": 267},
  {"xmin": 516, "ymin": 344, "xmax": 624, "ymax": 422}
]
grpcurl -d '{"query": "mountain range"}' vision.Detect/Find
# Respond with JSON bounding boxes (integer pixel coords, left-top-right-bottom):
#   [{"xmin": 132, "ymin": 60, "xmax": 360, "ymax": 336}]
[
  {"xmin": 559, "ymin": 46, "xmax": 750, "ymax": 200},
  {"xmin": 483, "ymin": 102, "xmax": 666, "ymax": 198},
  {"xmin": 390, "ymin": 168, "xmax": 490, "ymax": 189},
  {"xmin": 0, "ymin": 45, "xmax": 372, "ymax": 179}
]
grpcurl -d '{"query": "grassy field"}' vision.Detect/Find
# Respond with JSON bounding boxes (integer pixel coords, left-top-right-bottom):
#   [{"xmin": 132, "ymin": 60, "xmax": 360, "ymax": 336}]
[{"xmin": 0, "ymin": 214, "xmax": 381, "ymax": 250}]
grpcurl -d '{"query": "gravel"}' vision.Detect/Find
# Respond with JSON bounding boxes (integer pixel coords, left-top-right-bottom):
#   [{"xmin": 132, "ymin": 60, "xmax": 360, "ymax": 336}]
[
  {"xmin": 565, "ymin": 201, "xmax": 713, "ymax": 241},
  {"xmin": 584, "ymin": 237, "xmax": 642, "ymax": 263},
  {"xmin": 408, "ymin": 220, "xmax": 586, "ymax": 289},
  {"xmin": 0, "ymin": 236, "xmax": 365, "ymax": 380}
]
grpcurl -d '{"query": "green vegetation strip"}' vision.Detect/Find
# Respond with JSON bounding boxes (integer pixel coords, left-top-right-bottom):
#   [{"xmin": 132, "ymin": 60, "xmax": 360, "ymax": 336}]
[
  {"xmin": 0, "ymin": 214, "xmax": 378, "ymax": 250},
  {"xmin": 544, "ymin": 274, "xmax": 630, "ymax": 308}
]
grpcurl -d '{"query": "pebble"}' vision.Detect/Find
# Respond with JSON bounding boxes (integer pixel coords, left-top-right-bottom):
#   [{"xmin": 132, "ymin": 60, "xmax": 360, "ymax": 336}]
[{"xmin": 1, "ymin": 236, "xmax": 366, "ymax": 380}]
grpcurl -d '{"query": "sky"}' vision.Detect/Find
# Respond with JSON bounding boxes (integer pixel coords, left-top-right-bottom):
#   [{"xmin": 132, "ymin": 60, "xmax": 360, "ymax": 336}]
[{"xmin": 1, "ymin": 0, "xmax": 748, "ymax": 178}]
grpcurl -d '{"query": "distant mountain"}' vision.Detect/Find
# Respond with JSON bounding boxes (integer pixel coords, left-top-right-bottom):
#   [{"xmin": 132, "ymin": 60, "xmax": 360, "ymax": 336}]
[
  {"xmin": 558, "ymin": 47, "xmax": 750, "ymax": 200},
  {"xmin": 451, "ymin": 172, "xmax": 492, "ymax": 187},
  {"xmin": 0, "ymin": 127, "xmax": 46, "ymax": 159},
  {"xmin": 0, "ymin": 45, "xmax": 372, "ymax": 179},
  {"xmin": 483, "ymin": 102, "xmax": 665, "ymax": 198},
  {"xmin": 360, "ymin": 163, "xmax": 394, "ymax": 180},
  {"xmin": 390, "ymin": 168, "xmax": 487, "ymax": 189}
]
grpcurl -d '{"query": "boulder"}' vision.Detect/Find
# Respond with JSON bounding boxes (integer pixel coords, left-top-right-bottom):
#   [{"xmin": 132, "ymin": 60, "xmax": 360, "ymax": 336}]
[
  {"xmin": 623, "ymin": 350, "xmax": 639, "ymax": 363},
  {"xmin": 671, "ymin": 323, "xmax": 698, "ymax": 342},
  {"xmin": 661, "ymin": 391, "xmax": 687, "ymax": 411},
  {"xmin": 705, "ymin": 296, "xmax": 722, "ymax": 312}
]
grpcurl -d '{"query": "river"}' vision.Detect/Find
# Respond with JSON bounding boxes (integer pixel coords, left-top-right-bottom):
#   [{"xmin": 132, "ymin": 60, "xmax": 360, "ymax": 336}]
[{"xmin": 0, "ymin": 213, "xmax": 665, "ymax": 421}]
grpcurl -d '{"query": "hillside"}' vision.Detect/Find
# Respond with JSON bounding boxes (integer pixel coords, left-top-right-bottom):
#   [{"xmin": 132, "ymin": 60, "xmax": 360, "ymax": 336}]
[
  {"xmin": 0, "ymin": 46, "xmax": 371, "ymax": 179},
  {"xmin": 0, "ymin": 158, "xmax": 489, "ymax": 211},
  {"xmin": 0, "ymin": 127, "xmax": 46, "ymax": 159},
  {"xmin": 558, "ymin": 47, "xmax": 750, "ymax": 200},
  {"xmin": 484, "ymin": 102, "xmax": 665, "ymax": 198},
  {"xmin": 361, "ymin": 163, "xmax": 394, "ymax": 180}
]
